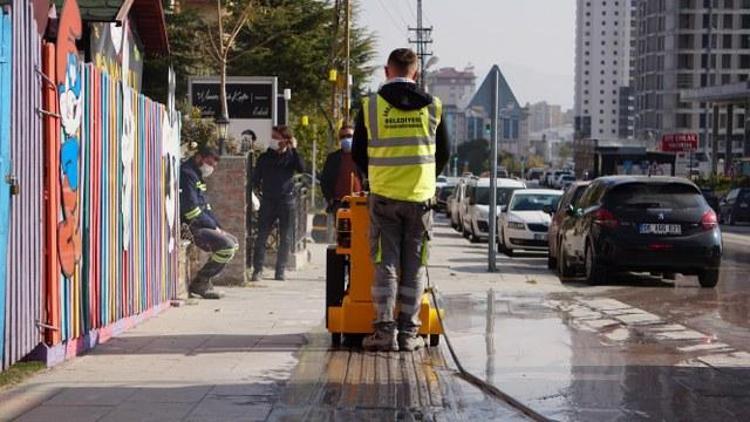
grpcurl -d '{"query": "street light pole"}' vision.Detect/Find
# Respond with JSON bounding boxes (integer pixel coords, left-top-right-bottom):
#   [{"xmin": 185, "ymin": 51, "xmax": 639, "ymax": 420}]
[{"xmin": 488, "ymin": 70, "xmax": 499, "ymax": 273}]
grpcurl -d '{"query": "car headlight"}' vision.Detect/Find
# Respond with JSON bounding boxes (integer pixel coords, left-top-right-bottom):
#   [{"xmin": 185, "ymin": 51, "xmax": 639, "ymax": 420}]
[{"xmin": 507, "ymin": 221, "xmax": 526, "ymax": 230}]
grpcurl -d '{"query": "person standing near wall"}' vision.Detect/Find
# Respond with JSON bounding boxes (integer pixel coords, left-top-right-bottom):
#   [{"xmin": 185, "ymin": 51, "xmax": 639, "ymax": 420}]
[
  {"xmin": 180, "ymin": 146, "xmax": 239, "ymax": 299},
  {"xmin": 319, "ymin": 124, "xmax": 362, "ymax": 241},
  {"xmin": 251, "ymin": 126, "xmax": 305, "ymax": 281}
]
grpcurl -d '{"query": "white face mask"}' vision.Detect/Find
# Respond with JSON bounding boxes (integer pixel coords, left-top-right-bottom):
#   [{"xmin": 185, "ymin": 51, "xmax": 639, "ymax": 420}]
[
  {"xmin": 268, "ymin": 138, "xmax": 281, "ymax": 151},
  {"xmin": 200, "ymin": 163, "xmax": 215, "ymax": 178}
]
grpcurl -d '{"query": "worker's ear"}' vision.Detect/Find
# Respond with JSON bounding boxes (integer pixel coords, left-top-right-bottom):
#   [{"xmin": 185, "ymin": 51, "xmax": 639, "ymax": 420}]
[
  {"xmin": 413, "ymin": 70, "xmax": 421, "ymax": 83},
  {"xmin": 384, "ymin": 66, "xmax": 390, "ymax": 79}
]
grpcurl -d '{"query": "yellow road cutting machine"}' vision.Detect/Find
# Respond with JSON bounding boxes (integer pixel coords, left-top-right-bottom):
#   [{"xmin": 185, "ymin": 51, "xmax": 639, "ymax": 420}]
[{"xmin": 326, "ymin": 192, "xmax": 443, "ymax": 346}]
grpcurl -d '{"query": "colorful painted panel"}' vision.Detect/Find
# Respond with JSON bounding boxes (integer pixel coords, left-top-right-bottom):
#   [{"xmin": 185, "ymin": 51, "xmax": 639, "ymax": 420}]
[
  {"xmin": 3, "ymin": 0, "xmax": 44, "ymax": 370},
  {"xmin": 0, "ymin": 9, "xmax": 12, "ymax": 363}
]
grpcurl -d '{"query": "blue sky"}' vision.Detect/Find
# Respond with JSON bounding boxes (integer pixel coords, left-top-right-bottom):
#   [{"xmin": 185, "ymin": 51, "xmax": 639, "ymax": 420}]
[{"xmin": 358, "ymin": 0, "xmax": 576, "ymax": 109}]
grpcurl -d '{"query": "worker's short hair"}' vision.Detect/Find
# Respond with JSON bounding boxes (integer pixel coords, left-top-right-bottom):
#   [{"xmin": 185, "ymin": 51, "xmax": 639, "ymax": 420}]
[
  {"xmin": 387, "ymin": 48, "xmax": 418, "ymax": 75},
  {"xmin": 272, "ymin": 125, "xmax": 294, "ymax": 140},
  {"xmin": 196, "ymin": 145, "xmax": 219, "ymax": 160}
]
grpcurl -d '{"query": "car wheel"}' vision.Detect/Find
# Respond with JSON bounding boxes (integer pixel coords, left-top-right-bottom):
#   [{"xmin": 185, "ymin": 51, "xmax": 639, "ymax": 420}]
[
  {"xmin": 470, "ymin": 231, "xmax": 481, "ymax": 243},
  {"xmin": 547, "ymin": 253, "xmax": 557, "ymax": 270},
  {"xmin": 584, "ymin": 241, "xmax": 607, "ymax": 285},
  {"xmin": 698, "ymin": 269, "xmax": 719, "ymax": 288},
  {"xmin": 557, "ymin": 241, "xmax": 575, "ymax": 278},
  {"xmin": 497, "ymin": 228, "xmax": 509, "ymax": 254}
]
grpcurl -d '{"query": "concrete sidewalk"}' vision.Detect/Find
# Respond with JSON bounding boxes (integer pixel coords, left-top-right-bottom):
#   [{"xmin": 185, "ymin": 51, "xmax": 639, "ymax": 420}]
[
  {"xmin": 0, "ymin": 239, "xmax": 521, "ymax": 421},
  {"xmin": 0, "ymin": 246, "xmax": 328, "ymax": 422}
]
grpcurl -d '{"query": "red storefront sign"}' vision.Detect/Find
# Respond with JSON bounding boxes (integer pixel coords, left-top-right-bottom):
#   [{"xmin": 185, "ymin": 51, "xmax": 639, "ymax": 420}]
[{"xmin": 661, "ymin": 133, "xmax": 698, "ymax": 152}]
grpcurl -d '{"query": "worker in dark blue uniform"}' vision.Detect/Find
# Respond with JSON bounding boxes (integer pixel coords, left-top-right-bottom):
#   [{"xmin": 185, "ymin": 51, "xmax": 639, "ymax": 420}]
[
  {"xmin": 251, "ymin": 126, "xmax": 305, "ymax": 281},
  {"xmin": 180, "ymin": 146, "xmax": 238, "ymax": 299}
]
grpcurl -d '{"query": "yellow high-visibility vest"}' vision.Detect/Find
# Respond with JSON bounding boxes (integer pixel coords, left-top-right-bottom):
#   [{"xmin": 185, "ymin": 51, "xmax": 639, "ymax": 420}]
[{"xmin": 362, "ymin": 93, "xmax": 442, "ymax": 203}]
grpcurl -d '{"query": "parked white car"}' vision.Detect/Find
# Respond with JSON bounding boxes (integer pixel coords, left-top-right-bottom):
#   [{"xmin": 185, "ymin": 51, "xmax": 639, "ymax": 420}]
[
  {"xmin": 449, "ymin": 177, "xmax": 472, "ymax": 231},
  {"xmin": 461, "ymin": 178, "xmax": 526, "ymax": 242},
  {"xmin": 497, "ymin": 189, "xmax": 563, "ymax": 254}
]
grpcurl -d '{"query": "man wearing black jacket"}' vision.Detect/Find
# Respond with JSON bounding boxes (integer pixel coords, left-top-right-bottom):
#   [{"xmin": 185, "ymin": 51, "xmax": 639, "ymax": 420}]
[
  {"xmin": 352, "ymin": 48, "xmax": 450, "ymax": 352},
  {"xmin": 180, "ymin": 146, "xmax": 238, "ymax": 299},
  {"xmin": 251, "ymin": 126, "xmax": 305, "ymax": 281},
  {"xmin": 319, "ymin": 124, "xmax": 363, "ymax": 241}
]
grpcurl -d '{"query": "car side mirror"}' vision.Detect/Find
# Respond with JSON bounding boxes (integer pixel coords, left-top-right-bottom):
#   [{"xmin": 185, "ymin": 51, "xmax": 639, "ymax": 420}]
[
  {"xmin": 543, "ymin": 204, "xmax": 553, "ymax": 214},
  {"xmin": 566, "ymin": 205, "xmax": 578, "ymax": 217}
]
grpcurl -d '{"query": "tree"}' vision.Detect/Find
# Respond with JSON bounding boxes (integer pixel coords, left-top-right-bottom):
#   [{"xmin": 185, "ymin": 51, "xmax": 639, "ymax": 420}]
[
  {"xmin": 558, "ymin": 142, "xmax": 573, "ymax": 167},
  {"xmin": 205, "ymin": 0, "xmax": 256, "ymax": 123},
  {"xmin": 456, "ymin": 139, "xmax": 490, "ymax": 175}
]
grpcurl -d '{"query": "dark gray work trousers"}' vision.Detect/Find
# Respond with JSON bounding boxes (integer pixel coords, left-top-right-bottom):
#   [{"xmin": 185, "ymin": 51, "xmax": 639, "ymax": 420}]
[
  {"xmin": 368, "ymin": 194, "xmax": 433, "ymax": 335},
  {"xmin": 191, "ymin": 227, "xmax": 239, "ymax": 286},
  {"xmin": 253, "ymin": 197, "xmax": 295, "ymax": 275}
]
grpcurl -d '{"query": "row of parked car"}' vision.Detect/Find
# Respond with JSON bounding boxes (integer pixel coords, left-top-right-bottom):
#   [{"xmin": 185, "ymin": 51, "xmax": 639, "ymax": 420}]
[{"xmin": 438, "ymin": 174, "xmax": 731, "ymax": 288}]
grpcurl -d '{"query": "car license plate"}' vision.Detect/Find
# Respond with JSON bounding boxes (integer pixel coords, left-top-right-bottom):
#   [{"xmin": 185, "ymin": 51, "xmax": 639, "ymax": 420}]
[
  {"xmin": 534, "ymin": 233, "xmax": 547, "ymax": 241},
  {"xmin": 639, "ymin": 224, "xmax": 681, "ymax": 235},
  {"xmin": 740, "ymin": 203, "xmax": 748, "ymax": 208}
]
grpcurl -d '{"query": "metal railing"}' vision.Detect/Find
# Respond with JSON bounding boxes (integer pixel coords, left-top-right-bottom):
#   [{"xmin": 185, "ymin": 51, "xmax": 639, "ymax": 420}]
[{"xmin": 291, "ymin": 174, "xmax": 309, "ymax": 253}]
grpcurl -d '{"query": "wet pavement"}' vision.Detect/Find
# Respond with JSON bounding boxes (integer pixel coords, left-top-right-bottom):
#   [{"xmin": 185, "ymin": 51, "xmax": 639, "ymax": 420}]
[
  {"xmin": 267, "ymin": 332, "xmax": 525, "ymax": 421},
  {"xmin": 430, "ymin": 217, "xmax": 750, "ymax": 421}
]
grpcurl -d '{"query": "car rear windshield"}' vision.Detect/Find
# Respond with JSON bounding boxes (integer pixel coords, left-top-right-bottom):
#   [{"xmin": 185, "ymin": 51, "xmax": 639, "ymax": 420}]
[
  {"xmin": 474, "ymin": 187, "xmax": 520, "ymax": 205},
  {"xmin": 509, "ymin": 194, "xmax": 561, "ymax": 211},
  {"xmin": 605, "ymin": 183, "xmax": 704, "ymax": 209}
]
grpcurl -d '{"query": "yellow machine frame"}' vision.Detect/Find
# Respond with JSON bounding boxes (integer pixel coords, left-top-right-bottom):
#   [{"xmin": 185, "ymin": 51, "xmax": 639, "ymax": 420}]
[{"xmin": 326, "ymin": 192, "xmax": 443, "ymax": 346}]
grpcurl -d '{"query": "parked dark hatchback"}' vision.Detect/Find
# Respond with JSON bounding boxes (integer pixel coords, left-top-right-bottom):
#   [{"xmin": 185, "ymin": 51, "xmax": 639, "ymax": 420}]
[
  {"xmin": 548, "ymin": 181, "xmax": 590, "ymax": 269},
  {"xmin": 719, "ymin": 188, "xmax": 750, "ymax": 225},
  {"xmin": 557, "ymin": 176, "xmax": 722, "ymax": 287}
]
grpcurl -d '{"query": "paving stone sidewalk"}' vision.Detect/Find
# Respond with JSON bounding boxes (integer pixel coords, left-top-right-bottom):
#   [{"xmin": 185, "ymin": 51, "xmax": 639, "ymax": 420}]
[{"xmin": 0, "ymin": 245, "xmax": 328, "ymax": 422}]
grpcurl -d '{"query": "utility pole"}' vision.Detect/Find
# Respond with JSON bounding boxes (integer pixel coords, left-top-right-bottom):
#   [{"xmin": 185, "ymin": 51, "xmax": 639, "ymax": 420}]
[
  {"xmin": 343, "ymin": 0, "xmax": 351, "ymax": 123},
  {"xmin": 488, "ymin": 69, "xmax": 499, "ymax": 273},
  {"xmin": 409, "ymin": 0, "xmax": 433, "ymax": 89}
]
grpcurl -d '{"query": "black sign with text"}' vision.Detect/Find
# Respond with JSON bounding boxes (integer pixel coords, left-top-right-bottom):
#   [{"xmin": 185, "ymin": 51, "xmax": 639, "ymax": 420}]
[{"xmin": 191, "ymin": 82, "xmax": 273, "ymax": 119}]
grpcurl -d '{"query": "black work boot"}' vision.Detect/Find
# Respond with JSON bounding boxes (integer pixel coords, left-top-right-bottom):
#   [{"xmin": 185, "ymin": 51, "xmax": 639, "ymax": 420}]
[
  {"xmin": 250, "ymin": 270, "xmax": 263, "ymax": 282},
  {"xmin": 189, "ymin": 278, "xmax": 223, "ymax": 299},
  {"xmin": 274, "ymin": 271, "xmax": 286, "ymax": 281}
]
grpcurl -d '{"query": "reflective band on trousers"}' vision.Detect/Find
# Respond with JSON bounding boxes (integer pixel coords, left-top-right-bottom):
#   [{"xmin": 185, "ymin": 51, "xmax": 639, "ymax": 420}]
[
  {"xmin": 363, "ymin": 93, "xmax": 442, "ymax": 203},
  {"xmin": 185, "ymin": 207, "xmax": 202, "ymax": 220}
]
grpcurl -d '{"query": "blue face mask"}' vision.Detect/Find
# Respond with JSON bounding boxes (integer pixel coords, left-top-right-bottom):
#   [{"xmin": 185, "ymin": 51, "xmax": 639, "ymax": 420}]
[{"xmin": 340, "ymin": 137, "xmax": 353, "ymax": 152}]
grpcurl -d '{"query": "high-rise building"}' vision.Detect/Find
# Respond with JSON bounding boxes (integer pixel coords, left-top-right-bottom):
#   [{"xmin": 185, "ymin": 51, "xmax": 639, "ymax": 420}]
[
  {"xmin": 426, "ymin": 67, "xmax": 477, "ymax": 109},
  {"xmin": 528, "ymin": 101, "xmax": 565, "ymax": 133},
  {"xmin": 634, "ymin": 0, "xmax": 750, "ymax": 158},
  {"xmin": 574, "ymin": 0, "xmax": 636, "ymax": 141},
  {"xmin": 426, "ymin": 67, "xmax": 476, "ymax": 147}
]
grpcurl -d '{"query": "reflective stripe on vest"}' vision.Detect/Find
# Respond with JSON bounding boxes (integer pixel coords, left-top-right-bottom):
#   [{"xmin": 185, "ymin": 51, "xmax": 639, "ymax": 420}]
[{"xmin": 363, "ymin": 93, "xmax": 442, "ymax": 203}]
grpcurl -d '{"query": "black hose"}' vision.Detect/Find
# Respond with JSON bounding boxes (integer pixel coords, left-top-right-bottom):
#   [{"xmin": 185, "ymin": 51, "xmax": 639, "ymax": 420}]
[{"xmin": 425, "ymin": 268, "xmax": 554, "ymax": 422}]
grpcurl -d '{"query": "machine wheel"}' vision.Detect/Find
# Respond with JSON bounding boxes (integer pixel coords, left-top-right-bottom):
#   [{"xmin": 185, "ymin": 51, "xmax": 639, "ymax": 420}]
[
  {"xmin": 698, "ymin": 269, "xmax": 719, "ymax": 288},
  {"xmin": 429, "ymin": 334, "xmax": 440, "ymax": 347},
  {"xmin": 331, "ymin": 333, "xmax": 342, "ymax": 346},
  {"xmin": 326, "ymin": 245, "xmax": 346, "ymax": 328}
]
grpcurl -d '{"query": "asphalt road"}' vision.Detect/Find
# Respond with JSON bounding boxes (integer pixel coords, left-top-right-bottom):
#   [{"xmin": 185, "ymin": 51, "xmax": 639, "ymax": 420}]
[{"xmin": 431, "ymin": 216, "xmax": 750, "ymax": 421}]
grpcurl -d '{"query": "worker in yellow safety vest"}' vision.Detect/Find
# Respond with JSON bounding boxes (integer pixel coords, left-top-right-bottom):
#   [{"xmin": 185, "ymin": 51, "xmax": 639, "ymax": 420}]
[{"xmin": 352, "ymin": 48, "xmax": 451, "ymax": 352}]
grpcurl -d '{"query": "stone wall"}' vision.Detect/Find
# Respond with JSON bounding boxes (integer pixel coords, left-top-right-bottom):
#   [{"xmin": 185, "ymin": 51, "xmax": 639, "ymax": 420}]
[{"xmin": 205, "ymin": 156, "xmax": 248, "ymax": 285}]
